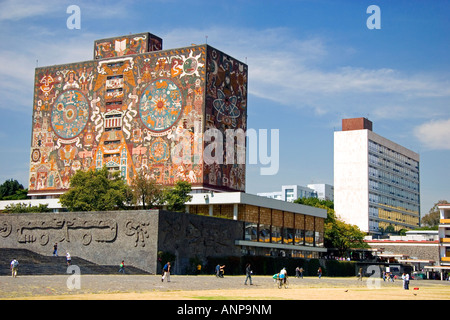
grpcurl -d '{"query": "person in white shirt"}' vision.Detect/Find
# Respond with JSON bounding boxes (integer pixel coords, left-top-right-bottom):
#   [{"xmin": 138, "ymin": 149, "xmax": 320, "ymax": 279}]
[
  {"xmin": 280, "ymin": 267, "xmax": 287, "ymax": 284},
  {"xmin": 10, "ymin": 259, "xmax": 19, "ymax": 278},
  {"xmin": 402, "ymin": 272, "xmax": 410, "ymax": 290},
  {"xmin": 66, "ymin": 252, "xmax": 72, "ymax": 266}
]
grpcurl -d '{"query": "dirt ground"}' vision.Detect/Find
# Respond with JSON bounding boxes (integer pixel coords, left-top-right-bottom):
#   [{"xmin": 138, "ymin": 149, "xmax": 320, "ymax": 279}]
[{"xmin": 1, "ymin": 274, "xmax": 450, "ymax": 300}]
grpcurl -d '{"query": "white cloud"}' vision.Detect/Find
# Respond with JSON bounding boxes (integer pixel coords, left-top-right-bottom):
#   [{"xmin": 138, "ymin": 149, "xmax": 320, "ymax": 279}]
[
  {"xmin": 414, "ymin": 119, "xmax": 450, "ymax": 150},
  {"xmin": 0, "ymin": 32, "xmax": 96, "ymax": 111},
  {"xmin": 1, "ymin": 22, "xmax": 449, "ymax": 122},
  {"xmin": 371, "ymin": 105, "xmax": 408, "ymax": 120},
  {"xmin": 0, "ymin": 0, "xmax": 60, "ymax": 21},
  {"xmin": 0, "ymin": 0, "xmax": 128, "ymax": 22},
  {"xmin": 164, "ymin": 26, "xmax": 450, "ymax": 119}
]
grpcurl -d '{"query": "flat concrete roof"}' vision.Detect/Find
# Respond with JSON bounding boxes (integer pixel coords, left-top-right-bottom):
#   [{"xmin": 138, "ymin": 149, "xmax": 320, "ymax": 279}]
[
  {"xmin": 0, "ymin": 198, "xmax": 62, "ymax": 210},
  {"xmin": 235, "ymin": 240, "xmax": 327, "ymax": 253},
  {"xmin": 424, "ymin": 266, "xmax": 450, "ymax": 270},
  {"xmin": 1, "ymin": 192, "xmax": 328, "ymax": 219},
  {"xmin": 401, "ymin": 260, "xmax": 435, "ymax": 263}
]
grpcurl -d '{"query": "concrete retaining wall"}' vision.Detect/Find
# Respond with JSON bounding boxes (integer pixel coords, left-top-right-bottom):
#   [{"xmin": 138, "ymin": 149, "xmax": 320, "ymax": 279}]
[{"xmin": 369, "ymin": 243, "xmax": 439, "ymax": 261}]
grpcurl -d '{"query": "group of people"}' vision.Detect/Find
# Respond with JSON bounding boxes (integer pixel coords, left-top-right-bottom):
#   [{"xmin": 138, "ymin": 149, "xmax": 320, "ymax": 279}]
[
  {"xmin": 52, "ymin": 242, "xmax": 72, "ymax": 266},
  {"xmin": 150, "ymin": 263, "xmax": 412, "ymax": 291},
  {"xmin": 215, "ymin": 264, "xmax": 323, "ymax": 284},
  {"xmin": 382, "ymin": 270, "xmax": 397, "ymax": 282},
  {"xmin": 8, "ymin": 243, "xmax": 73, "ymax": 278},
  {"xmin": 215, "ymin": 264, "xmax": 226, "ymax": 278},
  {"xmin": 273, "ymin": 267, "xmax": 288, "ymax": 284},
  {"xmin": 8, "ymin": 254, "xmax": 414, "ymax": 291},
  {"xmin": 401, "ymin": 272, "xmax": 410, "ymax": 290},
  {"xmin": 295, "ymin": 266, "xmax": 304, "ymax": 278},
  {"xmin": 382, "ymin": 270, "xmax": 411, "ymax": 290}
]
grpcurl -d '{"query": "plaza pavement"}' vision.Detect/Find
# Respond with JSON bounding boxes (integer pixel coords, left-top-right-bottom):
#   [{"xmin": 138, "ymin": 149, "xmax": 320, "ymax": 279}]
[{"xmin": 1, "ymin": 273, "xmax": 450, "ymax": 300}]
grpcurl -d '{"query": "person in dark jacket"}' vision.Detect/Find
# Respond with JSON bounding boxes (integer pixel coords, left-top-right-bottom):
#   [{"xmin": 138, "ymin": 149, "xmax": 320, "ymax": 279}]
[{"xmin": 244, "ymin": 263, "xmax": 253, "ymax": 285}]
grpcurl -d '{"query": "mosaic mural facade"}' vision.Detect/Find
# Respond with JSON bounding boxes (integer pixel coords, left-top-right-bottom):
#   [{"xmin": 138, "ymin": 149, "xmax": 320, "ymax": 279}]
[{"xmin": 29, "ymin": 33, "xmax": 247, "ymax": 195}]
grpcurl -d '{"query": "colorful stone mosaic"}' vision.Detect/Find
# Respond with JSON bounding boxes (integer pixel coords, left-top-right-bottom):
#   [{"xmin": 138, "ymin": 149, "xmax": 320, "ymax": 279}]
[
  {"xmin": 139, "ymin": 79, "xmax": 183, "ymax": 133},
  {"xmin": 51, "ymin": 90, "xmax": 90, "ymax": 139},
  {"xmin": 29, "ymin": 33, "xmax": 247, "ymax": 195},
  {"xmin": 93, "ymin": 32, "xmax": 162, "ymax": 59}
]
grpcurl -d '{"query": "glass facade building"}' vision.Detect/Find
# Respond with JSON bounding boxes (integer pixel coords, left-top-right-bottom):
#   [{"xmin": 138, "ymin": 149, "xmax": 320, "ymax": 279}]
[
  {"xmin": 186, "ymin": 192, "xmax": 327, "ymax": 258},
  {"xmin": 334, "ymin": 118, "xmax": 420, "ymax": 235},
  {"xmin": 367, "ymin": 139, "xmax": 420, "ymax": 233}
]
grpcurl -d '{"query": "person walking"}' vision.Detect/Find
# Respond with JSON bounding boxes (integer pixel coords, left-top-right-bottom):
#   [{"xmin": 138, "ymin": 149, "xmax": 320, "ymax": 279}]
[
  {"xmin": 66, "ymin": 252, "xmax": 71, "ymax": 266},
  {"xmin": 10, "ymin": 259, "xmax": 19, "ymax": 278},
  {"xmin": 357, "ymin": 267, "xmax": 363, "ymax": 281},
  {"xmin": 317, "ymin": 267, "xmax": 322, "ymax": 279},
  {"xmin": 215, "ymin": 264, "xmax": 220, "ymax": 277},
  {"xmin": 53, "ymin": 242, "xmax": 58, "ymax": 256},
  {"xmin": 161, "ymin": 261, "xmax": 171, "ymax": 282},
  {"xmin": 244, "ymin": 263, "xmax": 253, "ymax": 285},
  {"xmin": 219, "ymin": 265, "xmax": 225, "ymax": 278},
  {"xmin": 119, "ymin": 260, "xmax": 125, "ymax": 274}
]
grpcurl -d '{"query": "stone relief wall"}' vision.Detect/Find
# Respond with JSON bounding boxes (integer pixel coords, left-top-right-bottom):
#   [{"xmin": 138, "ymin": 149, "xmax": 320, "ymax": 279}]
[
  {"xmin": 0, "ymin": 210, "xmax": 245, "ymax": 274},
  {"xmin": 0, "ymin": 210, "xmax": 158, "ymax": 273},
  {"xmin": 157, "ymin": 210, "xmax": 244, "ymax": 274}
]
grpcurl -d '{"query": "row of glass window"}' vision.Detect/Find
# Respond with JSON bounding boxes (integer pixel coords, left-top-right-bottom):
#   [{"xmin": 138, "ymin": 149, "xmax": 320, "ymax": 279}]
[
  {"xmin": 369, "ymin": 153, "xmax": 419, "ymax": 181},
  {"xmin": 244, "ymin": 223, "xmax": 324, "ymax": 247},
  {"xmin": 370, "ymin": 205, "xmax": 419, "ymax": 224},
  {"xmin": 369, "ymin": 219, "xmax": 419, "ymax": 233},
  {"xmin": 369, "ymin": 166, "xmax": 419, "ymax": 192},
  {"xmin": 240, "ymin": 246, "xmax": 321, "ymax": 259},
  {"xmin": 368, "ymin": 140, "xmax": 419, "ymax": 170},
  {"xmin": 368, "ymin": 179, "xmax": 420, "ymax": 203},
  {"xmin": 368, "ymin": 191, "xmax": 420, "ymax": 214}
]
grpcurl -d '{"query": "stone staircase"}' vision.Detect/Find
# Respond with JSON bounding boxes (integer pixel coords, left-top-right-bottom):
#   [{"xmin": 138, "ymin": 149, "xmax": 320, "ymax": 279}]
[{"xmin": 0, "ymin": 248, "xmax": 149, "ymax": 276}]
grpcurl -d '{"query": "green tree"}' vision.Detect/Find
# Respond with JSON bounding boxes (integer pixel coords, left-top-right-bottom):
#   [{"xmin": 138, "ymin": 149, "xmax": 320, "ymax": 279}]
[
  {"xmin": 164, "ymin": 180, "xmax": 192, "ymax": 212},
  {"xmin": 294, "ymin": 197, "xmax": 367, "ymax": 254},
  {"xmin": 3, "ymin": 203, "xmax": 51, "ymax": 213},
  {"xmin": 294, "ymin": 197, "xmax": 336, "ymax": 225},
  {"xmin": 421, "ymin": 200, "xmax": 448, "ymax": 228},
  {"xmin": 59, "ymin": 167, "xmax": 130, "ymax": 212},
  {"xmin": 130, "ymin": 171, "xmax": 164, "ymax": 209},
  {"xmin": 0, "ymin": 179, "xmax": 28, "ymax": 200},
  {"xmin": 325, "ymin": 219, "xmax": 367, "ymax": 256},
  {"xmin": 294, "ymin": 197, "xmax": 334, "ymax": 211}
]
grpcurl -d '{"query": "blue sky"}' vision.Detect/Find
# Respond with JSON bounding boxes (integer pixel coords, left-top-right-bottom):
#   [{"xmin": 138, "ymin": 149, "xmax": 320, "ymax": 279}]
[{"xmin": 0, "ymin": 0, "xmax": 449, "ymax": 215}]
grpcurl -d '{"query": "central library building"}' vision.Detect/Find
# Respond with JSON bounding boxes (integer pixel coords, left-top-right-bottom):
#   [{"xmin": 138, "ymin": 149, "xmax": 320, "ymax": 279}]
[{"xmin": 0, "ymin": 32, "xmax": 328, "ymax": 272}]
